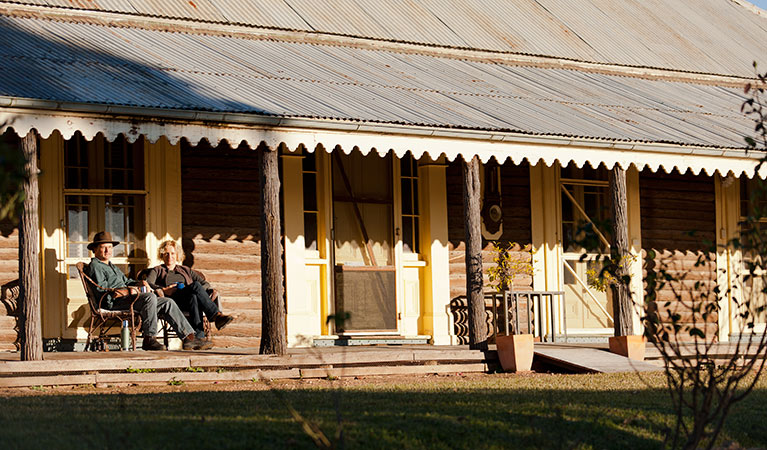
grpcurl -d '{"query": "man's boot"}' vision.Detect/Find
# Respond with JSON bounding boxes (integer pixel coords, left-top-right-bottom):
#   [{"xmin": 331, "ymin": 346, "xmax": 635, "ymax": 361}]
[
  {"xmin": 182, "ymin": 333, "xmax": 207, "ymax": 350},
  {"xmin": 142, "ymin": 336, "xmax": 166, "ymax": 351}
]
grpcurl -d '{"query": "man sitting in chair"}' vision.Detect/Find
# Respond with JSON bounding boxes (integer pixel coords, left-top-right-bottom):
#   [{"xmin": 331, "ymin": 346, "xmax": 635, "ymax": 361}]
[
  {"xmin": 85, "ymin": 231, "xmax": 208, "ymax": 351},
  {"xmin": 146, "ymin": 240, "xmax": 234, "ymax": 350}
]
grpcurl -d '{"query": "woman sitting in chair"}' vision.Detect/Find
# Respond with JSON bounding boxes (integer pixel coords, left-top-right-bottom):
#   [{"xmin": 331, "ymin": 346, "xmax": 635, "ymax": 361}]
[{"xmin": 146, "ymin": 240, "xmax": 234, "ymax": 349}]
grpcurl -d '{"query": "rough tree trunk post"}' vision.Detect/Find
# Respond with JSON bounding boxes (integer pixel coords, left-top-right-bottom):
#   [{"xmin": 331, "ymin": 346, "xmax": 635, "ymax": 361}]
[
  {"xmin": 19, "ymin": 130, "xmax": 43, "ymax": 361},
  {"xmin": 608, "ymin": 165, "xmax": 634, "ymax": 336},
  {"xmin": 463, "ymin": 156, "xmax": 487, "ymax": 350},
  {"xmin": 259, "ymin": 144, "xmax": 287, "ymax": 355}
]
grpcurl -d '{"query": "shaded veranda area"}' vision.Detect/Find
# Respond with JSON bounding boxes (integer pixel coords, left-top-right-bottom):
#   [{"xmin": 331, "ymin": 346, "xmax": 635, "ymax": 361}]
[{"xmin": 1, "ymin": 372, "xmax": 766, "ymax": 449}]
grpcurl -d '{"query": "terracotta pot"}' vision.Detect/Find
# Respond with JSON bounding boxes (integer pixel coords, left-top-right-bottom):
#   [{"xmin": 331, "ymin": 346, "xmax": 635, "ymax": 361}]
[
  {"xmin": 608, "ymin": 335, "xmax": 646, "ymax": 361},
  {"xmin": 496, "ymin": 334, "xmax": 534, "ymax": 372}
]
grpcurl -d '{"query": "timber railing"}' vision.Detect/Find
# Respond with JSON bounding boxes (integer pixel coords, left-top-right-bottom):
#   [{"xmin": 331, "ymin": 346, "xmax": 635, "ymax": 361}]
[{"xmin": 449, "ymin": 290, "xmax": 566, "ymax": 344}]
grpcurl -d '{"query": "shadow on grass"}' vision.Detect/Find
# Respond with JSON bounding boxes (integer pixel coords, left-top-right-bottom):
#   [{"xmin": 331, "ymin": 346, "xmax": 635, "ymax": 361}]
[{"xmin": 2, "ymin": 381, "xmax": 766, "ymax": 449}]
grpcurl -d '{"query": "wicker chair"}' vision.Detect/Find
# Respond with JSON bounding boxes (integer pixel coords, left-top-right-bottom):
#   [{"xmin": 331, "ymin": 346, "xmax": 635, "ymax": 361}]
[{"xmin": 76, "ymin": 262, "xmax": 142, "ymax": 351}]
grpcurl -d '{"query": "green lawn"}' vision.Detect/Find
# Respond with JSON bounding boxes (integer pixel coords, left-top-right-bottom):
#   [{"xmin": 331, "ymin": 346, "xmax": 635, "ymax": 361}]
[{"xmin": 1, "ymin": 372, "xmax": 766, "ymax": 449}]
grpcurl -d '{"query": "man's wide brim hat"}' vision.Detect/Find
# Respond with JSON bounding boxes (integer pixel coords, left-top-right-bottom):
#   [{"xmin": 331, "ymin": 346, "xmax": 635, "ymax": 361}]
[{"xmin": 87, "ymin": 231, "xmax": 120, "ymax": 251}]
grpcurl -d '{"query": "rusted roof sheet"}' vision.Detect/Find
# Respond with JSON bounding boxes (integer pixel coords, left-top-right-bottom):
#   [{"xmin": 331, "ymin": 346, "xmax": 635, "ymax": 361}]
[
  {"xmin": 2, "ymin": 0, "xmax": 767, "ymax": 77},
  {"xmin": 0, "ymin": 13, "xmax": 753, "ymax": 149}
]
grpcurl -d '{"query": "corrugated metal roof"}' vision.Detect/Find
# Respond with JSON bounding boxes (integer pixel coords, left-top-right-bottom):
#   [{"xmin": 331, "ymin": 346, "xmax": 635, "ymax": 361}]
[
  {"xmin": 0, "ymin": 13, "xmax": 753, "ymax": 149},
  {"xmin": 3, "ymin": 0, "xmax": 767, "ymax": 77}
]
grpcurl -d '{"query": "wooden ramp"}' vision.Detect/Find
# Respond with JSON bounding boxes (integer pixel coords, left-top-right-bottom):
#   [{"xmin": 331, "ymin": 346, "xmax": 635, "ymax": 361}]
[{"xmin": 535, "ymin": 345, "xmax": 662, "ymax": 373}]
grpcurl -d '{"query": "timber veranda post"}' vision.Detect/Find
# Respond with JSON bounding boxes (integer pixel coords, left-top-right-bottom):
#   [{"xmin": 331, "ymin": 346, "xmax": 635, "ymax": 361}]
[
  {"xmin": 608, "ymin": 165, "xmax": 634, "ymax": 336},
  {"xmin": 463, "ymin": 156, "xmax": 487, "ymax": 350},
  {"xmin": 259, "ymin": 143, "xmax": 287, "ymax": 355},
  {"xmin": 19, "ymin": 130, "xmax": 43, "ymax": 361}
]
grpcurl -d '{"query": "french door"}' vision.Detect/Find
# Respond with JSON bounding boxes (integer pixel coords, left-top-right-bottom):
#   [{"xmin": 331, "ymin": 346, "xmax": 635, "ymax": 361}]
[{"xmin": 560, "ymin": 165, "xmax": 614, "ymax": 334}]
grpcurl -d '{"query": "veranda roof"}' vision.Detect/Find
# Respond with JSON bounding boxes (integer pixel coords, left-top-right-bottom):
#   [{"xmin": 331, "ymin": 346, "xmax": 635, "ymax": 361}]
[
  {"xmin": 0, "ymin": 2, "xmax": 765, "ymax": 177},
  {"xmin": 4, "ymin": 0, "xmax": 766, "ymax": 77}
]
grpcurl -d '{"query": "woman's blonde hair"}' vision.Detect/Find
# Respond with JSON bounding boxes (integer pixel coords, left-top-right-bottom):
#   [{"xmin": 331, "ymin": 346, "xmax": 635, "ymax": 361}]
[{"xmin": 158, "ymin": 239, "xmax": 185, "ymax": 262}]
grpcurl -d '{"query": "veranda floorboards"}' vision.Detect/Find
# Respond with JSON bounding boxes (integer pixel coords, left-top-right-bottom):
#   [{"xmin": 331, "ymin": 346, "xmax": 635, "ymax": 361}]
[{"xmin": 0, "ymin": 345, "xmax": 495, "ymax": 387}]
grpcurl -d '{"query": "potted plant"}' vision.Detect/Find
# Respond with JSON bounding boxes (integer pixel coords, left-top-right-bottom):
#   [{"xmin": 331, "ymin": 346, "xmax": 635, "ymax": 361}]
[
  {"xmin": 487, "ymin": 242, "xmax": 535, "ymax": 372},
  {"xmin": 586, "ymin": 256, "xmax": 645, "ymax": 361}
]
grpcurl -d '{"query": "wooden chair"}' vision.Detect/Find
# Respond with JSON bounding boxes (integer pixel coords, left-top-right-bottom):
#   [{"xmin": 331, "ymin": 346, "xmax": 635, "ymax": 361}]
[
  {"xmin": 76, "ymin": 262, "xmax": 142, "ymax": 351},
  {"xmin": 137, "ymin": 269, "xmax": 220, "ymax": 348}
]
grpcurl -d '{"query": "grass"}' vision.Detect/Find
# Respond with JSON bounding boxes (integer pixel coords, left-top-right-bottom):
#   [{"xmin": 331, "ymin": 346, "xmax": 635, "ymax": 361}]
[{"xmin": 1, "ymin": 372, "xmax": 766, "ymax": 449}]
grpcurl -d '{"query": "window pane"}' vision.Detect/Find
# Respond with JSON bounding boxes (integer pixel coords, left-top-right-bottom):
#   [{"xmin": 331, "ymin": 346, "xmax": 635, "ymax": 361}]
[
  {"xmin": 303, "ymin": 172, "xmax": 318, "ymax": 211},
  {"xmin": 68, "ymin": 265, "xmax": 80, "ymax": 279},
  {"xmin": 66, "ymin": 195, "xmax": 89, "ymax": 258},
  {"xmin": 106, "ymin": 136, "xmax": 131, "ymax": 190},
  {"xmin": 401, "ymin": 179, "xmax": 412, "ymax": 215},
  {"xmin": 64, "ymin": 134, "xmax": 88, "ymax": 189},
  {"xmin": 106, "ymin": 195, "xmax": 142, "ymax": 257},
  {"xmin": 402, "ymin": 216, "xmax": 414, "ymax": 253},
  {"xmin": 302, "ymin": 152, "xmax": 316, "ymax": 172},
  {"xmin": 304, "ymin": 212, "xmax": 318, "ymax": 250},
  {"xmin": 413, "ymin": 217, "xmax": 420, "ymax": 254},
  {"xmin": 561, "ymin": 183, "xmax": 609, "ymax": 252},
  {"xmin": 68, "ymin": 243, "xmax": 88, "ymax": 259},
  {"xmin": 412, "ymin": 179, "xmax": 419, "ymax": 215},
  {"xmin": 106, "ymin": 205, "xmax": 126, "ymax": 245},
  {"xmin": 400, "ymin": 156, "xmax": 412, "ymax": 176}
]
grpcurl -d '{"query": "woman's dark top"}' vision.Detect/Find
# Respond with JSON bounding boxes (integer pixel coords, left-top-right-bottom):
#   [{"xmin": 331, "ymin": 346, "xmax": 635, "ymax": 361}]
[{"xmin": 146, "ymin": 264, "xmax": 206, "ymax": 290}]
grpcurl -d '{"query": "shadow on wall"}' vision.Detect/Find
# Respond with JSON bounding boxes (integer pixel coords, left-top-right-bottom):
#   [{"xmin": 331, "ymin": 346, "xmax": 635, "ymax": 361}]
[
  {"xmin": 639, "ymin": 169, "xmax": 719, "ymax": 339},
  {"xmin": 1, "ymin": 279, "xmax": 20, "ymax": 350},
  {"xmin": 180, "ymin": 138, "xmax": 264, "ymax": 248},
  {"xmin": 0, "ymin": 219, "xmax": 15, "ymax": 239},
  {"xmin": 0, "ymin": 279, "xmax": 18, "ymax": 316}
]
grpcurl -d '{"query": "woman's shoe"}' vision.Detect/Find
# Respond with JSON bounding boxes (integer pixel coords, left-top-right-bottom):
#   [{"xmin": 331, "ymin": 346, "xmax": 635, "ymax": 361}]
[
  {"xmin": 197, "ymin": 339, "xmax": 214, "ymax": 350},
  {"xmin": 213, "ymin": 313, "xmax": 234, "ymax": 331}
]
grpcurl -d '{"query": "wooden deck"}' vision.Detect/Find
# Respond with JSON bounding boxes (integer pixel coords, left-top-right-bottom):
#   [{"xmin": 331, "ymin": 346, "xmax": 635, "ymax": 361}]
[
  {"xmin": 0, "ymin": 341, "xmax": 685, "ymax": 388},
  {"xmin": 0, "ymin": 343, "xmax": 696, "ymax": 388},
  {"xmin": 11, "ymin": 339, "xmax": 765, "ymax": 387},
  {"xmin": 0, "ymin": 345, "xmax": 494, "ymax": 388}
]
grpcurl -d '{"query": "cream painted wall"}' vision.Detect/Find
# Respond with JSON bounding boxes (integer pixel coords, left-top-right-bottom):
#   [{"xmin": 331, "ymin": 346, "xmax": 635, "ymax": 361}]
[
  {"xmin": 716, "ymin": 175, "xmax": 740, "ymax": 342},
  {"xmin": 626, "ymin": 166, "xmax": 644, "ymax": 335},
  {"xmin": 283, "ymin": 152, "xmax": 324, "ymax": 346},
  {"xmin": 145, "ymin": 137, "xmax": 183, "ymax": 267},
  {"xmin": 39, "ymin": 131, "xmax": 66, "ymax": 339},
  {"xmin": 418, "ymin": 163, "xmax": 451, "ymax": 344},
  {"xmin": 529, "ymin": 162, "xmax": 563, "ymax": 338}
]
